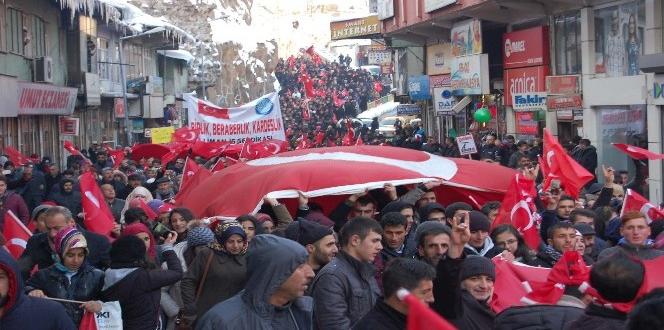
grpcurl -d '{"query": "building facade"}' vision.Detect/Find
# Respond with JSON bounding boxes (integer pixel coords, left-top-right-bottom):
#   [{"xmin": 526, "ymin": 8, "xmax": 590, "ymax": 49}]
[{"xmin": 378, "ymin": 0, "xmax": 664, "ymax": 203}]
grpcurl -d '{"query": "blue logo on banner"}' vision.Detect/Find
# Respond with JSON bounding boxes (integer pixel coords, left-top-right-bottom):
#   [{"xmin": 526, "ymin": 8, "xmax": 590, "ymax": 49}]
[{"xmin": 255, "ymin": 97, "xmax": 273, "ymax": 115}]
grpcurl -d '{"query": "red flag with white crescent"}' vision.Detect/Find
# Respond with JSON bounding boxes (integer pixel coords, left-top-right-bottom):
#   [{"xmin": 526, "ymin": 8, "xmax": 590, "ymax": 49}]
[
  {"xmin": 621, "ymin": 189, "xmax": 664, "ymax": 223},
  {"xmin": 493, "ymin": 173, "xmax": 541, "ymax": 250},
  {"xmin": 396, "ymin": 289, "xmax": 457, "ymax": 330},
  {"xmin": 173, "ymin": 127, "xmax": 201, "ymax": 143},
  {"xmin": 3, "ymin": 210, "xmax": 32, "ymax": 259},
  {"xmin": 178, "ymin": 146, "xmax": 516, "ymax": 218},
  {"xmin": 543, "ymin": 129, "xmax": 593, "ymax": 198},
  {"xmin": 79, "ymin": 172, "xmax": 115, "ymax": 237},
  {"xmin": 179, "ymin": 157, "xmax": 201, "ymax": 192},
  {"xmin": 191, "ymin": 140, "xmax": 229, "ymax": 159}
]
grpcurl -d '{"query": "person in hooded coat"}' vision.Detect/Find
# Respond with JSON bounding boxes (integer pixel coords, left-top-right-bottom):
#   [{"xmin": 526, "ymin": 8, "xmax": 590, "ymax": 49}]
[
  {"xmin": 46, "ymin": 178, "xmax": 82, "ymax": 217},
  {"xmin": 0, "ymin": 248, "xmax": 76, "ymax": 329},
  {"xmin": 196, "ymin": 234, "xmax": 315, "ymax": 330},
  {"xmin": 100, "ymin": 233, "xmax": 182, "ymax": 330}
]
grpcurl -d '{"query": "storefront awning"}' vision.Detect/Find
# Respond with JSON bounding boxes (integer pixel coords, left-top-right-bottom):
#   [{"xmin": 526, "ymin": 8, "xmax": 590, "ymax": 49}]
[{"xmin": 452, "ymin": 96, "xmax": 472, "ymax": 113}]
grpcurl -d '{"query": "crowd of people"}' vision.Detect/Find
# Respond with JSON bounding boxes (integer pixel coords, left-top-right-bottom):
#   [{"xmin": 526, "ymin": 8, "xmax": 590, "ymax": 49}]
[
  {"xmin": 0, "ymin": 137, "xmax": 663, "ymax": 330},
  {"xmin": 275, "ymin": 51, "xmax": 391, "ymax": 148}
]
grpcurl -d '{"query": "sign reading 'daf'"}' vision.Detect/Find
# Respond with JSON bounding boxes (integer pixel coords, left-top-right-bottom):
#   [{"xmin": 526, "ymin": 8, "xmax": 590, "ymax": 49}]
[
  {"xmin": 456, "ymin": 134, "xmax": 477, "ymax": 155},
  {"xmin": 512, "ymin": 92, "xmax": 547, "ymax": 111},
  {"xmin": 434, "ymin": 87, "xmax": 456, "ymax": 114}
]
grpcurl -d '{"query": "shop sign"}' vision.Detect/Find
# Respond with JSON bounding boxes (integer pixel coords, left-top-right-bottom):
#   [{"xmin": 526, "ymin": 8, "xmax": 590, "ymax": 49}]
[
  {"xmin": 557, "ymin": 109, "xmax": 584, "ymax": 121},
  {"xmin": 504, "ymin": 65, "xmax": 548, "ymax": 106},
  {"xmin": 547, "ymin": 75, "xmax": 581, "ymax": 95},
  {"xmin": 450, "ymin": 54, "xmax": 490, "ymax": 96},
  {"xmin": 652, "ymin": 74, "xmax": 664, "ymax": 105},
  {"xmin": 408, "ymin": 76, "xmax": 431, "ymax": 101},
  {"xmin": 368, "ymin": 49, "xmax": 392, "ymax": 65},
  {"xmin": 512, "ymin": 92, "xmax": 547, "ymax": 112},
  {"xmin": 425, "ymin": 0, "xmax": 456, "ymax": 12},
  {"xmin": 456, "ymin": 134, "xmax": 477, "ymax": 155},
  {"xmin": 396, "ymin": 104, "xmax": 421, "ymax": 116},
  {"xmin": 433, "ymin": 87, "xmax": 456, "ymax": 114},
  {"xmin": 515, "ymin": 112, "xmax": 539, "ymax": 136},
  {"xmin": 330, "ymin": 15, "xmax": 381, "ymax": 40},
  {"xmin": 132, "ymin": 118, "xmax": 144, "ymax": 133},
  {"xmin": 547, "ymin": 95, "xmax": 583, "ymax": 110},
  {"xmin": 377, "ymin": 0, "xmax": 394, "ymax": 19},
  {"xmin": 0, "ymin": 75, "xmax": 18, "ymax": 117},
  {"xmin": 427, "ymin": 43, "xmax": 453, "ymax": 75},
  {"xmin": 430, "ymin": 74, "xmax": 451, "ymax": 88},
  {"xmin": 17, "ymin": 82, "xmax": 77, "ymax": 115},
  {"xmin": 151, "ymin": 126, "xmax": 175, "ymax": 144},
  {"xmin": 59, "ymin": 117, "xmax": 80, "ymax": 136},
  {"xmin": 451, "ymin": 19, "xmax": 482, "ymax": 56},
  {"xmin": 503, "ymin": 26, "xmax": 550, "ymax": 69}
]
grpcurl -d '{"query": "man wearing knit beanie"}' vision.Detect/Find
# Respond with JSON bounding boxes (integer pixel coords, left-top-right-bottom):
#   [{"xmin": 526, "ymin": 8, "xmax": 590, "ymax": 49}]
[
  {"xmin": 285, "ymin": 220, "xmax": 337, "ymax": 272},
  {"xmin": 464, "ymin": 211, "xmax": 495, "ymax": 257},
  {"xmin": 433, "ymin": 212, "xmax": 496, "ymax": 329}
]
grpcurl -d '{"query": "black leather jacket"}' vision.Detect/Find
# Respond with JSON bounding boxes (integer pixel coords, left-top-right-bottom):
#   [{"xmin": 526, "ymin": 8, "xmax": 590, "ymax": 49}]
[{"xmin": 25, "ymin": 263, "xmax": 104, "ymax": 325}]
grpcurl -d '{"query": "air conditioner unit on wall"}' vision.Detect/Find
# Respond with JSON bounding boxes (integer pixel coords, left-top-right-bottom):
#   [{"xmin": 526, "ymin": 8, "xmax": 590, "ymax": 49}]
[{"xmin": 34, "ymin": 56, "xmax": 53, "ymax": 83}]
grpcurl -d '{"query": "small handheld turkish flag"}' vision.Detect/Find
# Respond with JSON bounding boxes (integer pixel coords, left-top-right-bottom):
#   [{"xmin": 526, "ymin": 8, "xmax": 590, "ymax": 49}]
[
  {"xmin": 621, "ymin": 189, "xmax": 664, "ymax": 223},
  {"xmin": 3, "ymin": 210, "xmax": 32, "ymax": 259},
  {"xmin": 80, "ymin": 172, "xmax": 116, "ymax": 236}
]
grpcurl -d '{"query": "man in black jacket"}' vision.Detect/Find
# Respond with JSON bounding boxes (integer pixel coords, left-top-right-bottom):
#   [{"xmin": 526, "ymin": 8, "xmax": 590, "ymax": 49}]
[
  {"xmin": 567, "ymin": 252, "xmax": 645, "ymax": 329},
  {"xmin": 353, "ymin": 258, "xmax": 436, "ymax": 330},
  {"xmin": 18, "ymin": 206, "xmax": 110, "ymax": 279},
  {"xmin": 433, "ymin": 213, "xmax": 496, "ymax": 329}
]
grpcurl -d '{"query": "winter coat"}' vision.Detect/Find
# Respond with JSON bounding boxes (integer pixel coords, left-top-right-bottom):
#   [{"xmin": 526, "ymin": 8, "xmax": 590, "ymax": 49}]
[
  {"xmin": 161, "ymin": 241, "xmax": 190, "ymax": 330},
  {"xmin": 464, "ymin": 237, "xmax": 495, "ymax": 257},
  {"xmin": 564, "ymin": 303, "xmax": 627, "ymax": 330},
  {"xmin": 311, "ymin": 250, "xmax": 381, "ymax": 329},
  {"xmin": 0, "ymin": 248, "xmax": 76, "ymax": 329},
  {"xmin": 352, "ymin": 299, "xmax": 405, "ymax": 330},
  {"xmin": 598, "ymin": 240, "xmax": 664, "ymax": 260},
  {"xmin": 107, "ymin": 198, "xmax": 125, "ymax": 223},
  {"xmin": 180, "ymin": 247, "xmax": 247, "ymax": 323},
  {"xmin": 479, "ymin": 144, "xmax": 500, "ymax": 162},
  {"xmin": 494, "ymin": 305, "xmax": 584, "ymax": 330},
  {"xmin": 11, "ymin": 174, "xmax": 46, "ymax": 212},
  {"xmin": 0, "ymin": 191, "xmax": 30, "ymax": 228},
  {"xmin": 572, "ymin": 146, "xmax": 598, "ymax": 176},
  {"xmin": 196, "ymin": 235, "xmax": 313, "ymax": 330},
  {"xmin": 25, "ymin": 263, "xmax": 104, "ymax": 325},
  {"xmin": 433, "ymin": 254, "xmax": 495, "ymax": 330},
  {"xmin": 99, "ymin": 247, "xmax": 183, "ymax": 330},
  {"xmin": 18, "ymin": 227, "xmax": 110, "ymax": 280},
  {"xmin": 47, "ymin": 183, "xmax": 82, "ymax": 216}
]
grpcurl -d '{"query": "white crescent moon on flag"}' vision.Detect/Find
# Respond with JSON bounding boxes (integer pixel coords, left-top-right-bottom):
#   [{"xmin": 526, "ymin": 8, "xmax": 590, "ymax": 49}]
[
  {"xmin": 510, "ymin": 200, "xmax": 535, "ymax": 231},
  {"xmin": 85, "ymin": 191, "xmax": 100, "ymax": 208},
  {"xmin": 546, "ymin": 150, "xmax": 554, "ymax": 166},
  {"xmin": 640, "ymin": 203, "xmax": 655, "ymax": 224},
  {"xmin": 8, "ymin": 238, "xmax": 27, "ymax": 249},
  {"xmin": 246, "ymin": 151, "xmax": 458, "ymax": 180}
]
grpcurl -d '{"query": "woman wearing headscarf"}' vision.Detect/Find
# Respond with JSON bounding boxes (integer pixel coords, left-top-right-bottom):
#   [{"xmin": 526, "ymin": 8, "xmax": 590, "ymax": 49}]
[
  {"xmin": 179, "ymin": 220, "xmax": 248, "ymax": 327},
  {"xmin": 121, "ymin": 222, "xmax": 157, "ymax": 264},
  {"xmin": 120, "ymin": 186, "xmax": 153, "ymax": 223},
  {"xmin": 25, "ymin": 227, "xmax": 105, "ymax": 326}
]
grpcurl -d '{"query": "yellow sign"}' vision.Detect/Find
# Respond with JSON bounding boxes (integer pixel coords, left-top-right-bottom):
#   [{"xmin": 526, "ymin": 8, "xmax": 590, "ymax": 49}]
[
  {"xmin": 151, "ymin": 126, "xmax": 175, "ymax": 144},
  {"xmin": 330, "ymin": 15, "xmax": 381, "ymax": 40}
]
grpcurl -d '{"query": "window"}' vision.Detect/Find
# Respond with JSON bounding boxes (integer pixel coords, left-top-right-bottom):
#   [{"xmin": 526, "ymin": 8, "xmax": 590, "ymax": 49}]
[
  {"xmin": 98, "ymin": 37, "xmax": 110, "ymax": 80},
  {"xmin": 32, "ymin": 16, "xmax": 45, "ymax": 57},
  {"xmin": 594, "ymin": 0, "xmax": 645, "ymax": 77},
  {"xmin": 6, "ymin": 8, "xmax": 23, "ymax": 55},
  {"xmin": 554, "ymin": 12, "xmax": 581, "ymax": 75}
]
